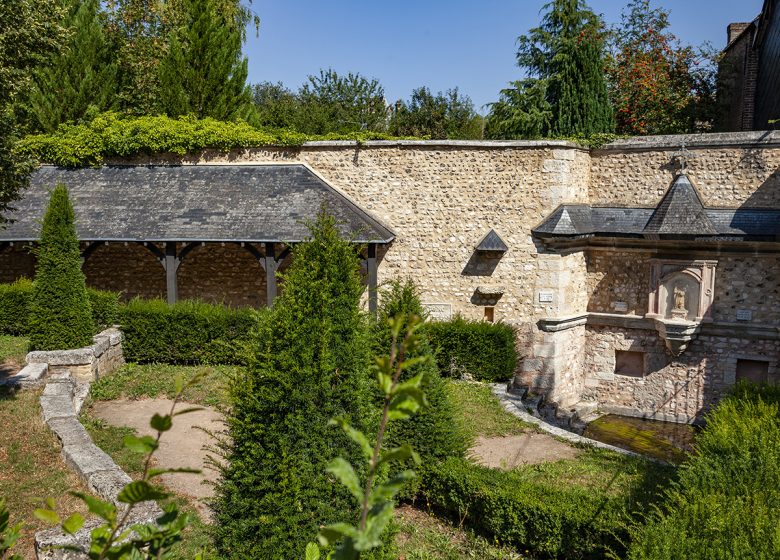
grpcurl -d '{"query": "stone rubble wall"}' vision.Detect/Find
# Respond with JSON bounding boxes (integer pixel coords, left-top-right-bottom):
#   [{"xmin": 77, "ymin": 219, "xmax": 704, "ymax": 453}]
[{"xmin": 26, "ymin": 328, "xmax": 125, "ymax": 383}]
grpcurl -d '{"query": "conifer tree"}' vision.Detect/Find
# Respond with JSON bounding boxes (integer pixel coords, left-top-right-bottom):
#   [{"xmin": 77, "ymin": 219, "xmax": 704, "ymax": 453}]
[
  {"xmin": 29, "ymin": 184, "xmax": 93, "ymax": 351},
  {"xmin": 26, "ymin": 0, "xmax": 118, "ymax": 132},
  {"xmin": 487, "ymin": 0, "xmax": 614, "ymax": 138},
  {"xmin": 158, "ymin": 0, "xmax": 252, "ymax": 120},
  {"xmin": 213, "ymin": 213, "xmax": 373, "ymax": 559}
]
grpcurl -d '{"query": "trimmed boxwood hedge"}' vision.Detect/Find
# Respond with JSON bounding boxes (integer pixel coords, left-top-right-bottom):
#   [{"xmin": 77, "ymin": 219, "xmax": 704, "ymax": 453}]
[
  {"xmin": 425, "ymin": 316, "xmax": 517, "ymax": 381},
  {"xmin": 0, "ymin": 280, "xmax": 119, "ymax": 336},
  {"xmin": 119, "ymin": 298, "xmax": 259, "ymax": 365},
  {"xmin": 423, "ymin": 457, "xmax": 630, "ymax": 559}
]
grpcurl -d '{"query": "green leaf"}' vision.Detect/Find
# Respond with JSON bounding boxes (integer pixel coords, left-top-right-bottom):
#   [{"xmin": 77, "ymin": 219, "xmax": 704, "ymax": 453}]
[
  {"xmin": 325, "ymin": 458, "xmax": 363, "ymax": 504},
  {"xmin": 392, "ymin": 373, "xmax": 424, "ymax": 394},
  {"xmin": 61, "ymin": 513, "xmax": 85, "ymax": 535},
  {"xmin": 33, "ymin": 509, "xmax": 60, "ymax": 525},
  {"xmin": 369, "ymin": 470, "xmax": 416, "ymax": 505},
  {"xmin": 359, "ymin": 501, "xmax": 394, "ymax": 549},
  {"xmin": 387, "ymin": 393, "xmax": 423, "ymax": 421},
  {"xmin": 305, "ymin": 542, "xmax": 320, "ymax": 560},
  {"xmin": 330, "ymin": 418, "xmax": 373, "ymax": 460},
  {"xmin": 116, "ymin": 481, "xmax": 168, "ymax": 504},
  {"xmin": 147, "ymin": 467, "xmax": 201, "ymax": 479},
  {"xmin": 318, "ymin": 522, "xmax": 357, "ymax": 546},
  {"xmin": 377, "ymin": 445, "xmax": 419, "ymax": 468},
  {"xmin": 174, "ymin": 376, "xmax": 184, "ymax": 395},
  {"xmin": 173, "ymin": 406, "xmax": 204, "ymax": 416},
  {"xmin": 72, "ymin": 493, "xmax": 116, "ymax": 522},
  {"xmin": 150, "ymin": 413, "xmax": 172, "ymax": 432},
  {"xmin": 123, "ymin": 434, "xmax": 158, "ymax": 454}
]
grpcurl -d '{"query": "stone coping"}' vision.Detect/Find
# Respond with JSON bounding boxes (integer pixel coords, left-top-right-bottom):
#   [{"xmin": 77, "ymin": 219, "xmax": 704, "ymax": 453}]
[
  {"xmin": 27, "ymin": 329, "xmax": 123, "ymax": 367},
  {"xmin": 598, "ymin": 130, "xmax": 780, "ymax": 151},
  {"xmin": 490, "ymin": 383, "xmax": 657, "ymax": 460},
  {"xmin": 0, "ymin": 362, "xmax": 47, "ymax": 388},
  {"xmin": 301, "ymin": 139, "xmax": 585, "ymax": 149}
]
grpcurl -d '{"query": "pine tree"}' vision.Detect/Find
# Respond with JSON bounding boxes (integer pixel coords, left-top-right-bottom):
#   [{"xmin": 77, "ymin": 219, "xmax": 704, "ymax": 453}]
[
  {"xmin": 25, "ymin": 0, "xmax": 118, "ymax": 133},
  {"xmin": 29, "ymin": 184, "xmax": 93, "ymax": 351},
  {"xmin": 213, "ymin": 213, "xmax": 373, "ymax": 559},
  {"xmin": 487, "ymin": 0, "xmax": 613, "ymax": 138},
  {"xmin": 158, "ymin": 0, "xmax": 251, "ymax": 120}
]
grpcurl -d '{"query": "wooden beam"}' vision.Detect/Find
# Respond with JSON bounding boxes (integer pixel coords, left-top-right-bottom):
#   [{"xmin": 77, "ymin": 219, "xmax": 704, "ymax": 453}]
[
  {"xmin": 367, "ymin": 243, "xmax": 378, "ymax": 315},
  {"xmin": 265, "ymin": 242, "xmax": 277, "ymax": 307},
  {"xmin": 165, "ymin": 242, "xmax": 178, "ymax": 304}
]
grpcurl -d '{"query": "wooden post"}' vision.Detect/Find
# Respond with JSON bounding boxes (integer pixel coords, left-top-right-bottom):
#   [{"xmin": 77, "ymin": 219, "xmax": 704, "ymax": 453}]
[
  {"xmin": 265, "ymin": 242, "xmax": 277, "ymax": 307},
  {"xmin": 165, "ymin": 242, "xmax": 178, "ymax": 304},
  {"xmin": 367, "ymin": 243, "xmax": 378, "ymax": 316}
]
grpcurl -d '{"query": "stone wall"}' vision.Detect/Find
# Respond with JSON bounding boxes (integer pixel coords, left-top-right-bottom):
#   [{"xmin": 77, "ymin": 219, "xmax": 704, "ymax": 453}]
[
  {"xmin": 83, "ymin": 243, "xmax": 165, "ymax": 300},
  {"xmin": 582, "ymin": 323, "xmax": 780, "ymax": 422},
  {"xmin": 586, "ymin": 250, "xmax": 651, "ymax": 316},
  {"xmin": 26, "ymin": 328, "xmax": 124, "ymax": 383},
  {"xmin": 712, "ymin": 255, "xmax": 780, "ymax": 325},
  {"xmin": 0, "ymin": 244, "xmax": 35, "ymax": 283}
]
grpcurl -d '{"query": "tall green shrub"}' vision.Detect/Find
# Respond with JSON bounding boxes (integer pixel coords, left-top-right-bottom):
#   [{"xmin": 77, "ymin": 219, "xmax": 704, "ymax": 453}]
[
  {"xmin": 376, "ymin": 281, "xmax": 466, "ymax": 476},
  {"xmin": 28, "ymin": 184, "xmax": 93, "ymax": 350},
  {"xmin": 213, "ymin": 213, "xmax": 373, "ymax": 559},
  {"xmin": 627, "ymin": 383, "xmax": 780, "ymax": 559},
  {"xmin": 0, "ymin": 278, "xmax": 32, "ymax": 335}
]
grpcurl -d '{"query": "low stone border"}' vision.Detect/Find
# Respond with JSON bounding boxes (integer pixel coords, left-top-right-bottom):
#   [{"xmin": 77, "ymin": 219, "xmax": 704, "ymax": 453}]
[
  {"xmin": 491, "ymin": 383, "xmax": 647, "ymax": 459},
  {"xmin": 27, "ymin": 328, "xmax": 124, "ymax": 383},
  {"xmin": 0, "ymin": 362, "xmax": 48, "ymax": 388},
  {"xmin": 33, "ymin": 335, "xmax": 161, "ymax": 559}
]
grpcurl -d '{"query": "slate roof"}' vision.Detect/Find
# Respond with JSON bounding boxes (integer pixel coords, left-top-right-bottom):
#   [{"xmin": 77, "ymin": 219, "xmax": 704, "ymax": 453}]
[
  {"xmin": 0, "ymin": 165, "xmax": 394, "ymax": 244},
  {"xmin": 534, "ymin": 174, "xmax": 780, "ymax": 241},
  {"xmin": 476, "ymin": 229, "xmax": 509, "ymax": 252}
]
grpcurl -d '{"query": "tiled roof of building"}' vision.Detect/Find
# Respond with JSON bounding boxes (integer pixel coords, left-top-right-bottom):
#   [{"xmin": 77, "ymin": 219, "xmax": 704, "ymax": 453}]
[
  {"xmin": 534, "ymin": 174, "xmax": 780, "ymax": 241},
  {"xmin": 475, "ymin": 229, "xmax": 509, "ymax": 252},
  {"xmin": 0, "ymin": 165, "xmax": 394, "ymax": 243}
]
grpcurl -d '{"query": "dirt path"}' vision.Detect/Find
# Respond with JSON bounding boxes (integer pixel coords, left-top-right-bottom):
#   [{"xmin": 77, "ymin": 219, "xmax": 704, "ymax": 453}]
[
  {"xmin": 469, "ymin": 433, "xmax": 581, "ymax": 469},
  {"xmin": 90, "ymin": 399, "xmax": 223, "ymax": 516}
]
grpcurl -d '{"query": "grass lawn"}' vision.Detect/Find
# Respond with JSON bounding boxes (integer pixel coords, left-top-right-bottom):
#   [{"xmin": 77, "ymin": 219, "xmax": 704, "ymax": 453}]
[
  {"xmin": 0, "ymin": 387, "xmax": 89, "ymax": 558},
  {"xmin": 0, "ymin": 335, "xmax": 29, "ymax": 369},
  {"xmin": 446, "ymin": 380, "xmax": 534, "ymax": 442}
]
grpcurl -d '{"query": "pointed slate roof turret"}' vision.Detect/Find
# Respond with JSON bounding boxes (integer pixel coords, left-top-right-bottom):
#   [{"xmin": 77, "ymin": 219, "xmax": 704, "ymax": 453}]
[
  {"xmin": 643, "ymin": 174, "xmax": 717, "ymax": 236},
  {"xmin": 476, "ymin": 229, "xmax": 509, "ymax": 252}
]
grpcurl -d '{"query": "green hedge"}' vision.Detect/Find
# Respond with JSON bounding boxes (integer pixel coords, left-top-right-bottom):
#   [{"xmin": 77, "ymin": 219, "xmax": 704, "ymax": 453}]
[
  {"xmin": 119, "ymin": 298, "xmax": 258, "ymax": 365},
  {"xmin": 425, "ymin": 316, "xmax": 517, "ymax": 381},
  {"xmin": 423, "ymin": 457, "xmax": 629, "ymax": 559},
  {"xmin": 0, "ymin": 280, "xmax": 119, "ymax": 336},
  {"xmin": 627, "ymin": 382, "xmax": 780, "ymax": 559}
]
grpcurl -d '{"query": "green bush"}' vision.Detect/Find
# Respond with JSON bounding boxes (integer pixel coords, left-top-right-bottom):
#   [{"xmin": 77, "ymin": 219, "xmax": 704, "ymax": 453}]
[
  {"xmin": 88, "ymin": 288, "xmax": 119, "ymax": 331},
  {"xmin": 627, "ymin": 383, "xmax": 780, "ymax": 559},
  {"xmin": 119, "ymin": 298, "xmax": 257, "ymax": 365},
  {"xmin": 28, "ymin": 184, "xmax": 94, "ymax": 350},
  {"xmin": 425, "ymin": 316, "xmax": 517, "ymax": 382},
  {"xmin": 213, "ymin": 213, "xmax": 375, "ymax": 559},
  {"xmin": 375, "ymin": 280, "xmax": 467, "ymax": 487},
  {"xmin": 423, "ymin": 457, "xmax": 629, "ymax": 559},
  {"xmin": 0, "ymin": 279, "xmax": 33, "ymax": 335}
]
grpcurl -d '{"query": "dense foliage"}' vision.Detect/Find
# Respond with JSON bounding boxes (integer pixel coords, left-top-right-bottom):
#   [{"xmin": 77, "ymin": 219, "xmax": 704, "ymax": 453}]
[
  {"xmin": 387, "ymin": 87, "xmax": 483, "ymax": 139},
  {"xmin": 23, "ymin": 0, "xmax": 117, "ymax": 133},
  {"xmin": 158, "ymin": 0, "xmax": 252, "ymax": 120},
  {"xmin": 606, "ymin": 0, "xmax": 716, "ymax": 135},
  {"xmin": 119, "ymin": 298, "xmax": 257, "ymax": 365},
  {"xmin": 28, "ymin": 185, "xmax": 94, "ymax": 351},
  {"xmin": 627, "ymin": 383, "xmax": 780, "ymax": 559},
  {"xmin": 424, "ymin": 456, "xmax": 648, "ymax": 559},
  {"xmin": 487, "ymin": 0, "xmax": 614, "ymax": 138},
  {"xmin": 0, "ymin": 280, "xmax": 119, "ymax": 336},
  {"xmin": 213, "ymin": 214, "xmax": 374, "ymax": 559},
  {"xmin": 426, "ymin": 317, "xmax": 517, "ymax": 382},
  {"xmin": 17, "ymin": 112, "xmax": 412, "ymax": 168},
  {"xmin": 375, "ymin": 281, "xmax": 467, "ymax": 495},
  {"xmin": 0, "ymin": 0, "xmax": 65, "ymax": 221}
]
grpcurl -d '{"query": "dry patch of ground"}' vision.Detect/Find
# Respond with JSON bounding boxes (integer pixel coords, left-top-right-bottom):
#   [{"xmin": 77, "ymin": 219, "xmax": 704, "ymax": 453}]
[
  {"xmin": 90, "ymin": 398, "xmax": 223, "ymax": 518},
  {"xmin": 469, "ymin": 433, "xmax": 582, "ymax": 469}
]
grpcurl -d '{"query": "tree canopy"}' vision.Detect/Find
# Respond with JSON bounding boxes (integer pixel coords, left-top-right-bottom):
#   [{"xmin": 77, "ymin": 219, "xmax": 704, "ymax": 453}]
[{"xmin": 388, "ymin": 87, "xmax": 483, "ymax": 139}]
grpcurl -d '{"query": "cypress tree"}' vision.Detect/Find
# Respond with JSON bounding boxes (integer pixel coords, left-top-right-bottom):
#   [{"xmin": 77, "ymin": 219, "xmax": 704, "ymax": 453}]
[
  {"xmin": 158, "ymin": 0, "xmax": 252, "ymax": 120},
  {"xmin": 487, "ymin": 0, "xmax": 613, "ymax": 138},
  {"xmin": 25, "ymin": 0, "xmax": 117, "ymax": 132},
  {"xmin": 29, "ymin": 184, "xmax": 93, "ymax": 351},
  {"xmin": 213, "ymin": 213, "xmax": 373, "ymax": 559}
]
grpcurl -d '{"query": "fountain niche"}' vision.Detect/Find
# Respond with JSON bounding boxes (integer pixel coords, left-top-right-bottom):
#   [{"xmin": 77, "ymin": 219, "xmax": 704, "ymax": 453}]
[{"xmin": 646, "ymin": 259, "xmax": 717, "ymax": 356}]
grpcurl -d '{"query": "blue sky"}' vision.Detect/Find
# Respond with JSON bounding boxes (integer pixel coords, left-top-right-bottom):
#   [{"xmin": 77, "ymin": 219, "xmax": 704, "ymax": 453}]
[{"xmin": 243, "ymin": 0, "xmax": 764, "ymax": 114}]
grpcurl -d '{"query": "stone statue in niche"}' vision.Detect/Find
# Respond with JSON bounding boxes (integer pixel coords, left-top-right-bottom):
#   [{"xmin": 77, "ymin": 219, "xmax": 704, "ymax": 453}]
[{"xmin": 674, "ymin": 285, "xmax": 687, "ymax": 310}]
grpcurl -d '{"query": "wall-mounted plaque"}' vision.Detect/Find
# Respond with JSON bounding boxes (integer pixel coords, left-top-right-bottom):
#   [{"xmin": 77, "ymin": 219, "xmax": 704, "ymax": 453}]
[
  {"xmin": 736, "ymin": 309, "xmax": 753, "ymax": 322},
  {"xmin": 612, "ymin": 301, "xmax": 628, "ymax": 312},
  {"xmin": 422, "ymin": 303, "xmax": 452, "ymax": 321},
  {"xmin": 538, "ymin": 291, "xmax": 554, "ymax": 303}
]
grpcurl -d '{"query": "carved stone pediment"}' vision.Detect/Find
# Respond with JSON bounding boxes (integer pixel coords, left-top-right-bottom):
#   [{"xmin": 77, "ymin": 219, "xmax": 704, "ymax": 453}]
[{"xmin": 647, "ymin": 259, "xmax": 717, "ymax": 355}]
